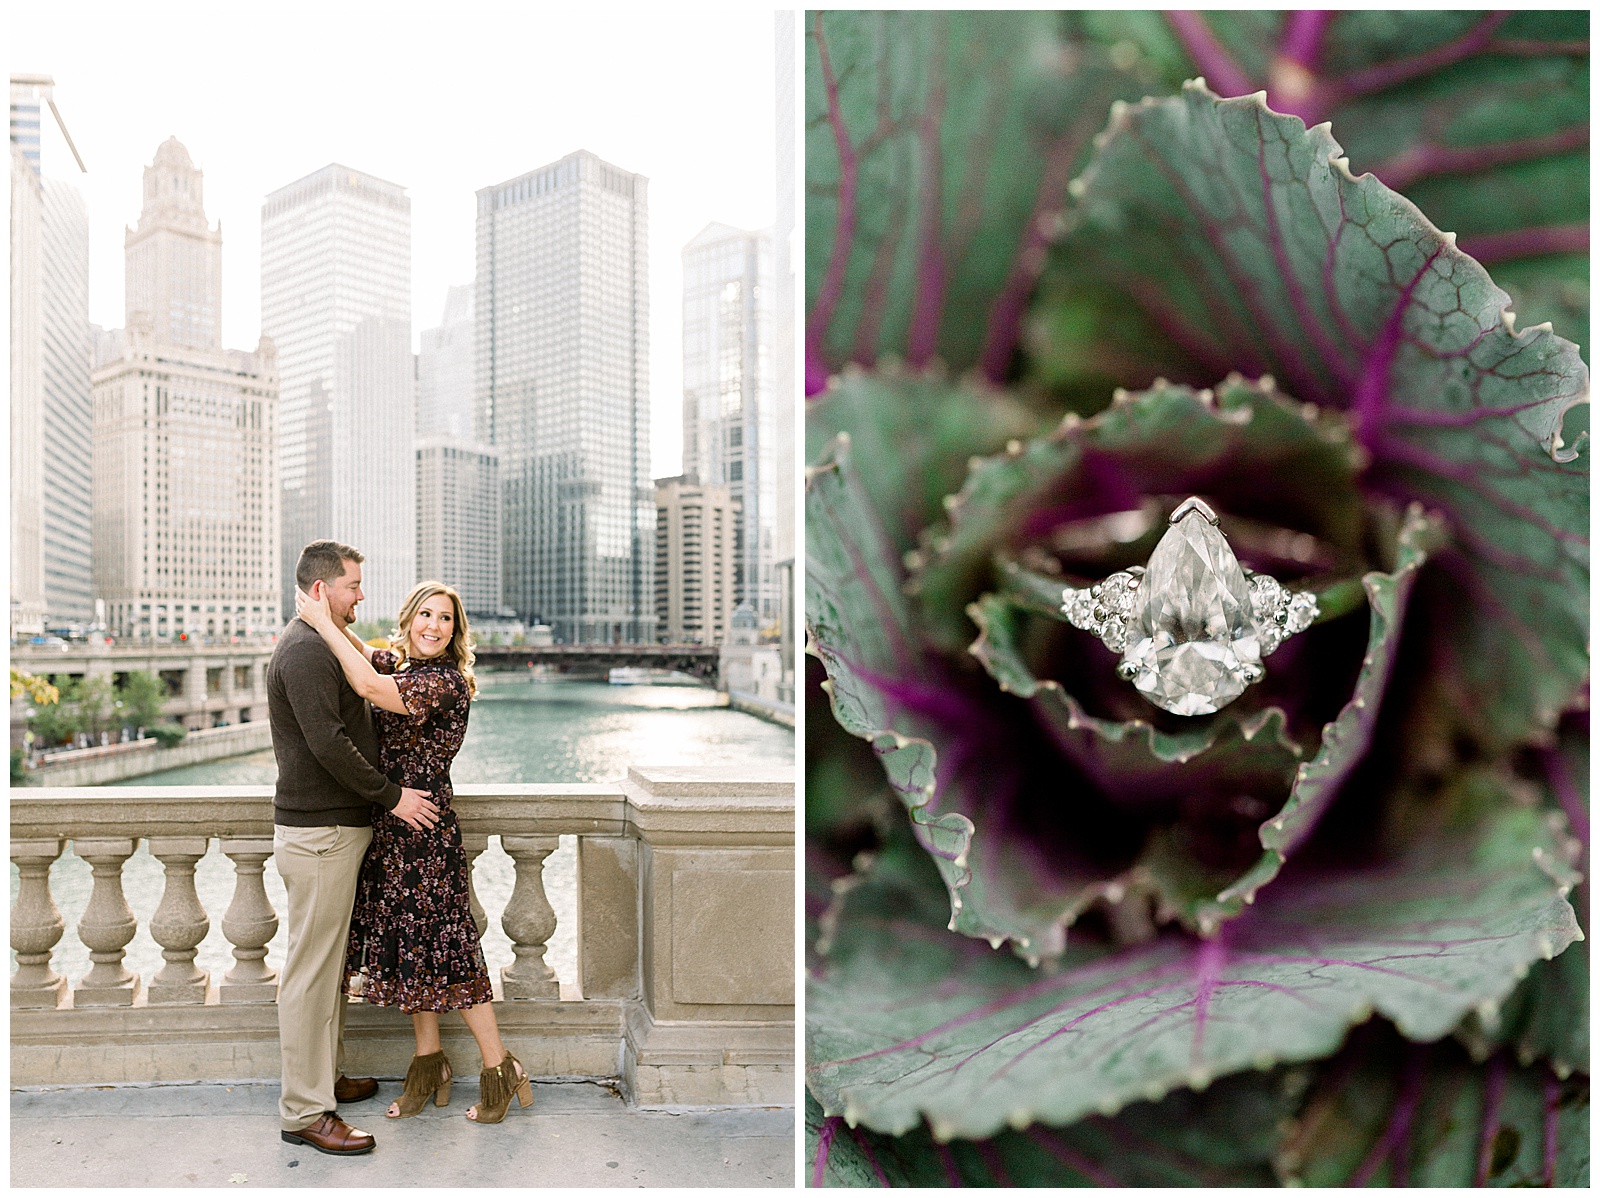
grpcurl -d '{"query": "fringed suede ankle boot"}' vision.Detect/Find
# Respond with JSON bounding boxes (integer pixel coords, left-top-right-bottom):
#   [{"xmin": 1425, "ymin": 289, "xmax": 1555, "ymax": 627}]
[
  {"xmin": 468, "ymin": 1051, "xmax": 533, "ymax": 1124},
  {"xmin": 389, "ymin": 1050, "xmax": 452, "ymax": 1118}
]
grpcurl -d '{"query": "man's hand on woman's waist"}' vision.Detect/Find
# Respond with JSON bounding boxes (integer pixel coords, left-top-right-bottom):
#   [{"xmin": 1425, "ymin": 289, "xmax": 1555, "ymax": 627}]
[{"xmin": 391, "ymin": 787, "xmax": 440, "ymax": 830}]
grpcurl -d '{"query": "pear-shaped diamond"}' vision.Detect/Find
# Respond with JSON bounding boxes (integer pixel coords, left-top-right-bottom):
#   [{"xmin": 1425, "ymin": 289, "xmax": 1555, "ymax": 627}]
[{"xmin": 1120, "ymin": 502, "xmax": 1263, "ymax": 715}]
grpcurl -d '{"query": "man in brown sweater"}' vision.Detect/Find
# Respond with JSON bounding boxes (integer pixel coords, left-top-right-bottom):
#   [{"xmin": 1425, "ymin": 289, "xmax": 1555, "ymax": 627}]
[{"xmin": 269, "ymin": 540, "xmax": 439, "ymax": 1156}]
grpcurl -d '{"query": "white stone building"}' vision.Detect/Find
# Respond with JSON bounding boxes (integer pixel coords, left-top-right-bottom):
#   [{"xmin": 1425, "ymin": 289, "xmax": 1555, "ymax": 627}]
[
  {"xmin": 654, "ymin": 474, "xmax": 738, "ymax": 645},
  {"xmin": 92, "ymin": 140, "xmax": 279, "ymax": 640},
  {"xmin": 262, "ymin": 164, "xmax": 415, "ymax": 624},
  {"xmin": 416, "ymin": 438, "xmax": 501, "ymax": 617},
  {"xmin": 681, "ymin": 222, "xmax": 778, "ymax": 630},
  {"xmin": 475, "ymin": 150, "xmax": 654, "ymax": 644},
  {"xmin": 124, "ymin": 138, "xmax": 222, "ymax": 352},
  {"xmin": 718, "ymin": 601, "xmax": 784, "ymax": 704}
]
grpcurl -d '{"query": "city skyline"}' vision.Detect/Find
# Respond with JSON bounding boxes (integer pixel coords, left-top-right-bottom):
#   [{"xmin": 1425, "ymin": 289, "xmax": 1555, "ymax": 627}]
[{"xmin": 11, "ymin": 6, "xmax": 780, "ymax": 480}]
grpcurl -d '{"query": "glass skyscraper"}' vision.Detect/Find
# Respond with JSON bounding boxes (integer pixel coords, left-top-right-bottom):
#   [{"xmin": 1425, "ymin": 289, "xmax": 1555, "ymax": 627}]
[
  {"xmin": 474, "ymin": 149, "xmax": 654, "ymax": 644},
  {"xmin": 10, "ymin": 74, "xmax": 91, "ymax": 633},
  {"xmin": 261, "ymin": 165, "xmax": 415, "ymax": 624},
  {"xmin": 10, "ymin": 80, "xmax": 47, "ymax": 635},
  {"xmin": 681, "ymin": 222, "xmax": 778, "ymax": 626},
  {"xmin": 41, "ymin": 176, "xmax": 94, "ymax": 627}
]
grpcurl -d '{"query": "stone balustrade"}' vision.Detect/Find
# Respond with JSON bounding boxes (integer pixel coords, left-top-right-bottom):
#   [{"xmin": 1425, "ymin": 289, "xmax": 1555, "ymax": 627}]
[{"xmin": 10, "ymin": 766, "xmax": 794, "ymax": 1106}]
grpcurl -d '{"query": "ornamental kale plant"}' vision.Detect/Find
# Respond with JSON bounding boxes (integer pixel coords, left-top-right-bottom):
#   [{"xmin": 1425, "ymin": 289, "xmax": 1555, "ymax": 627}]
[{"xmin": 804, "ymin": 11, "xmax": 1588, "ymax": 1186}]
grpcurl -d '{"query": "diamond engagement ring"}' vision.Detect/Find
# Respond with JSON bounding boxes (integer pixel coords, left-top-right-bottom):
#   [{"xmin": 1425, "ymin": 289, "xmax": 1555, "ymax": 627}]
[{"xmin": 1061, "ymin": 497, "xmax": 1320, "ymax": 716}]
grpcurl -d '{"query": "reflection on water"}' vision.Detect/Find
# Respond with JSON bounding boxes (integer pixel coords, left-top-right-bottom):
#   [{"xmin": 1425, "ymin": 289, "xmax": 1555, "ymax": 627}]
[{"xmin": 12, "ymin": 677, "xmax": 794, "ymax": 995}]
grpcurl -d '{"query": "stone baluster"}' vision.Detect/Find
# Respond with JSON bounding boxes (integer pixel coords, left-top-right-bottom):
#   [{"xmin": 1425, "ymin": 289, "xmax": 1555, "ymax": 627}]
[
  {"xmin": 218, "ymin": 838, "xmax": 278, "ymax": 1002},
  {"xmin": 462, "ymin": 833, "xmax": 490, "ymax": 938},
  {"xmin": 499, "ymin": 835, "xmax": 560, "ymax": 999},
  {"xmin": 147, "ymin": 837, "xmax": 212, "ymax": 1004},
  {"xmin": 73, "ymin": 838, "xmax": 142, "ymax": 1006},
  {"xmin": 11, "ymin": 838, "xmax": 68, "ymax": 1009}
]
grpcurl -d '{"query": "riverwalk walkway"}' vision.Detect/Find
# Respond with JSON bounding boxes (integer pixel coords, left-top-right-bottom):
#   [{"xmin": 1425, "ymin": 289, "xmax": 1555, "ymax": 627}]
[{"xmin": 12, "ymin": 1078, "xmax": 795, "ymax": 1188}]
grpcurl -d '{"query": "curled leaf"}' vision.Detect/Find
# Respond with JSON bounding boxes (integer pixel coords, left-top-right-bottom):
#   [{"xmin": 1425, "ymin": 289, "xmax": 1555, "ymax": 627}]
[{"xmin": 808, "ymin": 773, "xmax": 1580, "ymax": 1140}]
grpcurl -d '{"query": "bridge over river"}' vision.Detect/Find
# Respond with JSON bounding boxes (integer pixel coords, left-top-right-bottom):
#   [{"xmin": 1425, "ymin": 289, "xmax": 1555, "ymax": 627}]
[{"xmin": 471, "ymin": 641, "xmax": 721, "ymax": 682}]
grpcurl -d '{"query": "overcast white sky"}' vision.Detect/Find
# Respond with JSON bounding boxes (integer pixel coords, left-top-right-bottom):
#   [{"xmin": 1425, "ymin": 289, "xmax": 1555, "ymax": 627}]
[{"xmin": 13, "ymin": 2, "xmax": 787, "ymax": 478}]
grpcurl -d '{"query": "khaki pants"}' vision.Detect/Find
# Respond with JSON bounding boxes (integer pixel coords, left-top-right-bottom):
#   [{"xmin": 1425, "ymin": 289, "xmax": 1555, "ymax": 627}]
[{"xmin": 274, "ymin": 822, "xmax": 373, "ymax": 1131}]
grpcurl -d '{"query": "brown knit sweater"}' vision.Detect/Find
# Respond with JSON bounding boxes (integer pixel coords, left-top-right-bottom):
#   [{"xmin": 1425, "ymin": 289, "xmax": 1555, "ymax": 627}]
[{"xmin": 267, "ymin": 618, "xmax": 402, "ymax": 826}]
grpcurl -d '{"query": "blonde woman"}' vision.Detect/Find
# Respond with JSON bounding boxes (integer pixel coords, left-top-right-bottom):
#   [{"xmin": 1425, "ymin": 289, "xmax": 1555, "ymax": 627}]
[{"xmin": 297, "ymin": 579, "xmax": 532, "ymax": 1125}]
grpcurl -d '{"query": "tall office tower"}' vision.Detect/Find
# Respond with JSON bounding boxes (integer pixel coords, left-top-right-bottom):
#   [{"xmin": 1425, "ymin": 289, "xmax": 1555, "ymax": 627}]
[
  {"xmin": 681, "ymin": 222, "xmax": 777, "ymax": 626},
  {"xmin": 417, "ymin": 283, "xmax": 473, "ymax": 440},
  {"xmin": 262, "ymin": 164, "xmax": 415, "ymax": 623},
  {"xmin": 11, "ymin": 74, "xmax": 91, "ymax": 635},
  {"xmin": 124, "ymin": 137, "xmax": 221, "ymax": 351},
  {"xmin": 41, "ymin": 177, "xmax": 94, "ymax": 626},
  {"xmin": 654, "ymin": 474, "xmax": 737, "ymax": 645},
  {"xmin": 10, "ymin": 81, "xmax": 46, "ymax": 636},
  {"xmin": 92, "ymin": 140, "xmax": 280, "ymax": 640},
  {"xmin": 475, "ymin": 149, "xmax": 654, "ymax": 643},
  {"xmin": 416, "ymin": 439, "xmax": 501, "ymax": 616}
]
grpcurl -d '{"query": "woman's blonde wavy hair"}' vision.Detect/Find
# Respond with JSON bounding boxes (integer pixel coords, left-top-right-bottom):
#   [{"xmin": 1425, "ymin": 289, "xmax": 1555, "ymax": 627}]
[{"xmin": 389, "ymin": 580, "xmax": 477, "ymax": 697}]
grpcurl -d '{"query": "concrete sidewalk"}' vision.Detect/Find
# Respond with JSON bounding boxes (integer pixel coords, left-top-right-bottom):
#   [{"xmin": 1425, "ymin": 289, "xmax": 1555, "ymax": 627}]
[{"xmin": 11, "ymin": 1079, "xmax": 795, "ymax": 1188}]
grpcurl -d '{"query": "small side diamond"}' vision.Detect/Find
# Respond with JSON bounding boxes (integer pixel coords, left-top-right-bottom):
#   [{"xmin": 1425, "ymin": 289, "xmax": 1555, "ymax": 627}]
[
  {"xmin": 1096, "ymin": 572, "xmax": 1137, "ymax": 617},
  {"xmin": 1101, "ymin": 616, "xmax": 1128, "ymax": 652},
  {"xmin": 1284, "ymin": 591, "xmax": 1319, "ymax": 635},
  {"xmin": 1248, "ymin": 574, "xmax": 1287, "ymax": 623},
  {"xmin": 1063, "ymin": 589, "xmax": 1099, "ymax": 631},
  {"xmin": 1258, "ymin": 622, "xmax": 1284, "ymax": 657}
]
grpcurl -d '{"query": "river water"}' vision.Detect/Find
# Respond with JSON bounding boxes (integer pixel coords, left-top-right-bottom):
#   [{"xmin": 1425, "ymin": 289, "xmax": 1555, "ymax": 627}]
[{"xmin": 12, "ymin": 676, "xmax": 795, "ymax": 998}]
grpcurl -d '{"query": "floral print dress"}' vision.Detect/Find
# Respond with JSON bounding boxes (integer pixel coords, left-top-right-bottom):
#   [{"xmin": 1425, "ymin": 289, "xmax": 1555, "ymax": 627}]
[{"xmin": 343, "ymin": 650, "xmax": 493, "ymax": 1012}]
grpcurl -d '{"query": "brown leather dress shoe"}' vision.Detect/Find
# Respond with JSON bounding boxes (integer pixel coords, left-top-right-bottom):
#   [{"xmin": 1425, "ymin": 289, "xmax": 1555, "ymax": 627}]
[
  {"xmin": 334, "ymin": 1074, "xmax": 379, "ymax": 1103},
  {"xmin": 280, "ymin": 1112, "xmax": 376, "ymax": 1155}
]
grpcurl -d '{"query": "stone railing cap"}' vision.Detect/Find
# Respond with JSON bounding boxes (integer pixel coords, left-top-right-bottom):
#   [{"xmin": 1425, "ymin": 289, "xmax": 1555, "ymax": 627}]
[{"xmin": 625, "ymin": 764, "xmax": 793, "ymax": 801}]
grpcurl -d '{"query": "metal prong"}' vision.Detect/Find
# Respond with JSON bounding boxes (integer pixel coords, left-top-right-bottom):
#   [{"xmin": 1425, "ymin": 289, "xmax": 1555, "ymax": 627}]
[
  {"xmin": 1116, "ymin": 661, "xmax": 1140, "ymax": 681},
  {"xmin": 1168, "ymin": 496, "xmax": 1219, "ymax": 525},
  {"xmin": 1240, "ymin": 663, "xmax": 1264, "ymax": 684}
]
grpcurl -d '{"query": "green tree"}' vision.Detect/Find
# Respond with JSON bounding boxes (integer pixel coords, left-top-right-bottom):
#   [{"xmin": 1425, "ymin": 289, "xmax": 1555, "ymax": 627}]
[
  {"xmin": 29, "ymin": 676, "xmax": 85, "ymax": 747},
  {"xmin": 75, "ymin": 676, "xmax": 116, "ymax": 740},
  {"xmin": 117, "ymin": 671, "xmax": 166, "ymax": 732},
  {"xmin": 29, "ymin": 675, "xmax": 116, "ymax": 748}
]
